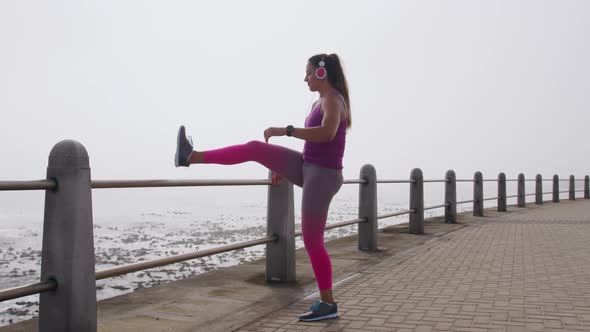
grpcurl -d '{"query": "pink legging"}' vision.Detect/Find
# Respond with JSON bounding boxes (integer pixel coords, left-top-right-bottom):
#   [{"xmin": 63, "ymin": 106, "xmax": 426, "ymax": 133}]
[{"xmin": 202, "ymin": 140, "xmax": 343, "ymax": 291}]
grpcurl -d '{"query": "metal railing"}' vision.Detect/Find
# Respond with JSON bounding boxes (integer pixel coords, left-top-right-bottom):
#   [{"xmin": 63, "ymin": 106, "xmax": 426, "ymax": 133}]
[
  {"xmin": 377, "ymin": 209, "xmax": 415, "ymax": 219},
  {"xmin": 92, "ymin": 179, "xmax": 271, "ymax": 188},
  {"xmin": 424, "ymin": 203, "xmax": 449, "ymax": 211},
  {"xmin": 0, "ymin": 180, "xmax": 56, "ymax": 191},
  {"xmin": 95, "ymin": 236, "xmax": 276, "ymax": 280},
  {"xmin": 1, "ymin": 139, "xmax": 589, "ymax": 331}
]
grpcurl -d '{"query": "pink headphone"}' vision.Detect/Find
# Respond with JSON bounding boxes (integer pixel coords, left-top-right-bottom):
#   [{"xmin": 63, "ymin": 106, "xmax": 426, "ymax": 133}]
[{"xmin": 314, "ymin": 56, "xmax": 327, "ymax": 80}]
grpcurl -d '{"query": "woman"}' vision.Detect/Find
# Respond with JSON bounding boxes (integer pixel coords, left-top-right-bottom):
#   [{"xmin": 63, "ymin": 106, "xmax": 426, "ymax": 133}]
[{"xmin": 175, "ymin": 53, "xmax": 351, "ymax": 322}]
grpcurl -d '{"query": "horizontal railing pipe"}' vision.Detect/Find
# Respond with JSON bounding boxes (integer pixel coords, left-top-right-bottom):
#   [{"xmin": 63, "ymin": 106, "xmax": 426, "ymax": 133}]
[
  {"xmin": 0, "ymin": 180, "xmax": 56, "ymax": 191},
  {"xmin": 96, "ymin": 236, "xmax": 276, "ymax": 280},
  {"xmin": 424, "ymin": 203, "xmax": 449, "ymax": 211},
  {"xmin": 377, "ymin": 179, "xmax": 413, "ymax": 184},
  {"xmin": 0, "ymin": 280, "xmax": 57, "ymax": 302},
  {"xmin": 378, "ymin": 209, "xmax": 415, "ymax": 219},
  {"xmin": 456, "ymin": 199, "xmax": 475, "ymax": 205},
  {"xmin": 328, "ymin": 218, "xmax": 366, "ymax": 231},
  {"xmin": 343, "ymin": 179, "xmax": 368, "ymax": 184},
  {"xmin": 482, "ymin": 197, "xmax": 498, "ymax": 202},
  {"xmin": 92, "ymin": 179, "xmax": 271, "ymax": 189}
]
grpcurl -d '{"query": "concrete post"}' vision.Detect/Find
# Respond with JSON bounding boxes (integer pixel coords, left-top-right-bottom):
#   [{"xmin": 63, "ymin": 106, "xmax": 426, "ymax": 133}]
[
  {"xmin": 569, "ymin": 175, "xmax": 575, "ymax": 200},
  {"xmin": 445, "ymin": 170, "xmax": 457, "ymax": 224},
  {"xmin": 585, "ymin": 175, "xmax": 589, "ymax": 199},
  {"xmin": 553, "ymin": 175, "xmax": 560, "ymax": 203},
  {"xmin": 473, "ymin": 171, "xmax": 483, "ymax": 217},
  {"xmin": 266, "ymin": 171, "xmax": 295, "ymax": 282},
  {"xmin": 498, "ymin": 172, "xmax": 507, "ymax": 212},
  {"xmin": 39, "ymin": 140, "xmax": 96, "ymax": 332},
  {"xmin": 358, "ymin": 164, "xmax": 378, "ymax": 251},
  {"xmin": 409, "ymin": 168, "xmax": 424, "ymax": 234},
  {"xmin": 517, "ymin": 173, "xmax": 525, "ymax": 208},
  {"xmin": 535, "ymin": 174, "xmax": 543, "ymax": 205}
]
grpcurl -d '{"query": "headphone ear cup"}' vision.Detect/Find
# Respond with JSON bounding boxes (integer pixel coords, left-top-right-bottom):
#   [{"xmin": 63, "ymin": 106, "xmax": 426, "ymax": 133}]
[{"xmin": 315, "ymin": 66, "xmax": 327, "ymax": 80}]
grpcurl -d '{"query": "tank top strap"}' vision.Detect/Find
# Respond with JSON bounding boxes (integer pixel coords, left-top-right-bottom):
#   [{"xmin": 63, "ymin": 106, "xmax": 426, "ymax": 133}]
[
  {"xmin": 328, "ymin": 89, "xmax": 345, "ymax": 106},
  {"xmin": 328, "ymin": 89, "xmax": 348, "ymax": 123}
]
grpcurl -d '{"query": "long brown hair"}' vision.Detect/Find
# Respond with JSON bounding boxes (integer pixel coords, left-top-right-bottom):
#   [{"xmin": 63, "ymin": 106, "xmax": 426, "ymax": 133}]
[{"xmin": 308, "ymin": 53, "xmax": 352, "ymax": 128}]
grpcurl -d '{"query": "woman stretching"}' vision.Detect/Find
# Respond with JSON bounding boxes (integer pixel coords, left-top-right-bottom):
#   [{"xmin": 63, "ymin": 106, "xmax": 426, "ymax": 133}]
[{"xmin": 175, "ymin": 53, "xmax": 351, "ymax": 322}]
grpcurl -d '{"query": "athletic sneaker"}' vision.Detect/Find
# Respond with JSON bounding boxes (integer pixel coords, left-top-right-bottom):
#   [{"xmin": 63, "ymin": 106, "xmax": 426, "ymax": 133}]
[
  {"xmin": 175, "ymin": 125, "xmax": 194, "ymax": 167},
  {"xmin": 298, "ymin": 301, "xmax": 338, "ymax": 322}
]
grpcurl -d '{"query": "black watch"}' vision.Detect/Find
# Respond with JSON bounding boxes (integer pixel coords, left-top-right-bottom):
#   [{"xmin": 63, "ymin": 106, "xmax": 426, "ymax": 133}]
[{"xmin": 286, "ymin": 125, "xmax": 294, "ymax": 137}]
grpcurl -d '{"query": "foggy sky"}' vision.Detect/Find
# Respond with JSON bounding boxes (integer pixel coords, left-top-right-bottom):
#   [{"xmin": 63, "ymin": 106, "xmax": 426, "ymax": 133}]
[{"xmin": 1, "ymin": 0, "xmax": 589, "ymax": 183}]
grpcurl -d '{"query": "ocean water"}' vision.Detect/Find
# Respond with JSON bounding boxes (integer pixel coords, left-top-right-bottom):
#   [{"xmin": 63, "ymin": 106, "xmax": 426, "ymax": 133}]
[{"xmin": 0, "ymin": 180, "xmax": 527, "ymax": 326}]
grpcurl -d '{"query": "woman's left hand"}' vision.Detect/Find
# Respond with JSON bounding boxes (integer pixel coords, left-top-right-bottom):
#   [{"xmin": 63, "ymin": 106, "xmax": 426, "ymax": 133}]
[{"xmin": 264, "ymin": 127, "xmax": 287, "ymax": 143}]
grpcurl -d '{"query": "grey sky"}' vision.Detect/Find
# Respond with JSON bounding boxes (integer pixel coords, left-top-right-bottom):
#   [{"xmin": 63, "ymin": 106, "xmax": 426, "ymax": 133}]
[{"xmin": 1, "ymin": 0, "xmax": 589, "ymax": 183}]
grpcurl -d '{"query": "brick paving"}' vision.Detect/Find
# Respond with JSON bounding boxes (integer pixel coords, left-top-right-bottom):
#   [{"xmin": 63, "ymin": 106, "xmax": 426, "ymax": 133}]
[{"xmin": 240, "ymin": 200, "xmax": 590, "ymax": 331}]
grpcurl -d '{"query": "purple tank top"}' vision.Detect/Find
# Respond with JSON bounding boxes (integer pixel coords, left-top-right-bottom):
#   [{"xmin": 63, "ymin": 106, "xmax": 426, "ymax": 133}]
[{"xmin": 303, "ymin": 95, "xmax": 347, "ymax": 170}]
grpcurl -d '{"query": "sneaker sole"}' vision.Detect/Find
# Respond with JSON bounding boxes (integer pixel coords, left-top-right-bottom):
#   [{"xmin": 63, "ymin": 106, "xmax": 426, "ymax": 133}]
[
  {"xmin": 298, "ymin": 313, "xmax": 339, "ymax": 322},
  {"xmin": 175, "ymin": 126, "xmax": 184, "ymax": 167}
]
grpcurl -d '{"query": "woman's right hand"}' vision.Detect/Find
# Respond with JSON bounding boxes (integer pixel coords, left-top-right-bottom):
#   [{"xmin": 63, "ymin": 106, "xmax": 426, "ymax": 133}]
[{"xmin": 271, "ymin": 173, "xmax": 283, "ymax": 186}]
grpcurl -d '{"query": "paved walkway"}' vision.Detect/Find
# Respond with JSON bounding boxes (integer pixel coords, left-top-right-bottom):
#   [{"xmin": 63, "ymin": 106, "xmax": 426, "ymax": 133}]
[
  {"xmin": 241, "ymin": 200, "xmax": 590, "ymax": 331},
  {"xmin": 4, "ymin": 200, "xmax": 590, "ymax": 332}
]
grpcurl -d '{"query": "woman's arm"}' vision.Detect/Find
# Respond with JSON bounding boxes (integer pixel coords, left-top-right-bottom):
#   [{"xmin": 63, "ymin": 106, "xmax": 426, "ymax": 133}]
[{"xmin": 264, "ymin": 95, "xmax": 343, "ymax": 143}]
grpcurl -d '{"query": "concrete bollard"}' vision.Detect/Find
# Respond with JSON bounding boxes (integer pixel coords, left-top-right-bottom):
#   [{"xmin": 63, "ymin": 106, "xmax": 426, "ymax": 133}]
[
  {"xmin": 409, "ymin": 168, "xmax": 424, "ymax": 234},
  {"xmin": 266, "ymin": 171, "xmax": 295, "ymax": 282},
  {"xmin": 498, "ymin": 172, "xmax": 507, "ymax": 212},
  {"xmin": 39, "ymin": 140, "xmax": 96, "ymax": 332},
  {"xmin": 569, "ymin": 175, "xmax": 575, "ymax": 200},
  {"xmin": 586, "ymin": 175, "xmax": 589, "ymax": 199},
  {"xmin": 358, "ymin": 164, "xmax": 378, "ymax": 251},
  {"xmin": 473, "ymin": 171, "xmax": 483, "ymax": 217},
  {"xmin": 553, "ymin": 175, "xmax": 560, "ymax": 203},
  {"xmin": 445, "ymin": 170, "xmax": 457, "ymax": 224},
  {"xmin": 517, "ymin": 173, "xmax": 525, "ymax": 208},
  {"xmin": 535, "ymin": 174, "xmax": 543, "ymax": 205}
]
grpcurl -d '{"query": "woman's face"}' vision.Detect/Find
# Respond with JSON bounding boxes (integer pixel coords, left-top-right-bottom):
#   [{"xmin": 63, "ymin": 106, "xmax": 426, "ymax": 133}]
[{"xmin": 304, "ymin": 63, "xmax": 320, "ymax": 92}]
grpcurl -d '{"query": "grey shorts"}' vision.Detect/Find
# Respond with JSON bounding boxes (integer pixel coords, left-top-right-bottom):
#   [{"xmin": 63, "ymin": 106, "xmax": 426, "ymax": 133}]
[{"xmin": 301, "ymin": 162, "xmax": 343, "ymax": 218}]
